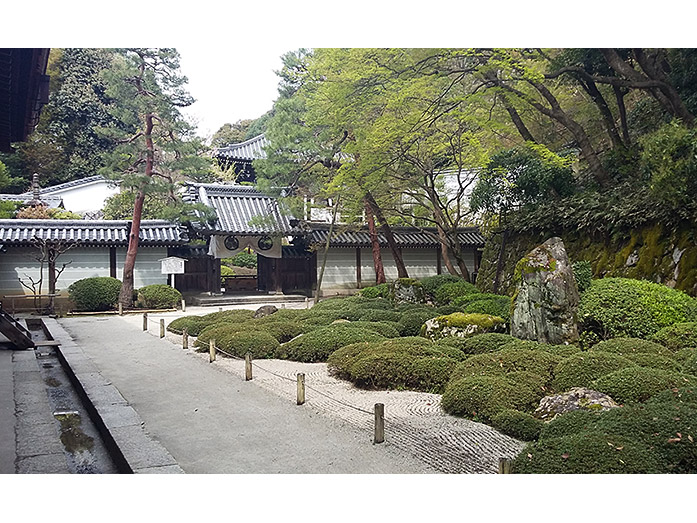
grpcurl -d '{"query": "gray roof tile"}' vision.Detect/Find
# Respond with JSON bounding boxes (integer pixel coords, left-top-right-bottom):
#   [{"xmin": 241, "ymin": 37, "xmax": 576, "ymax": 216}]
[
  {"xmin": 214, "ymin": 134, "xmax": 269, "ymax": 161},
  {"xmin": 309, "ymin": 225, "xmax": 485, "ymax": 248}
]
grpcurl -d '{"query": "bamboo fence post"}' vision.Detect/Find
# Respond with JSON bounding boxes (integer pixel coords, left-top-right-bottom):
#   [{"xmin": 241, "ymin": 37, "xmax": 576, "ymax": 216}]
[
  {"xmin": 245, "ymin": 352, "xmax": 252, "ymax": 381},
  {"xmin": 159, "ymin": 319, "xmax": 165, "ymax": 338},
  {"xmin": 498, "ymin": 458, "xmax": 512, "ymax": 474},
  {"xmin": 142, "ymin": 313, "xmax": 148, "ymax": 331},
  {"xmin": 181, "ymin": 299, "xmax": 186, "ymax": 312},
  {"xmin": 297, "ymin": 373, "xmax": 305, "ymax": 405},
  {"xmin": 182, "ymin": 328, "xmax": 188, "ymax": 350},
  {"xmin": 209, "ymin": 339, "xmax": 216, "ymax": 363},
  {"xmin": 374, "ymin": 403, "xmax": 385, "ymax": 444}
]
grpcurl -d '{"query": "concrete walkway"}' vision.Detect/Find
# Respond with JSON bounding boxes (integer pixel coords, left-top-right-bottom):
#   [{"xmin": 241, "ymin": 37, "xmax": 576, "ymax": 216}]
[{"xmin": 57, "ymin": 315, "xmax": 436, "ymax": 473}]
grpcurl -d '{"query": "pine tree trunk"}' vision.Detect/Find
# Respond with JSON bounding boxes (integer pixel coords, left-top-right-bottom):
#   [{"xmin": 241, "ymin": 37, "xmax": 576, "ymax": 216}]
[{"xmin": 365, "ymin": 199, "xmax": 386, "ymax": 284}]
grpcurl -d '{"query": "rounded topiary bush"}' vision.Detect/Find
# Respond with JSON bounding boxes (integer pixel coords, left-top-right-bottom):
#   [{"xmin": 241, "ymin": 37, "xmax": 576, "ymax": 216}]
[
  {"xmin": 200, "ymin": 309, "xmax": 255, "ymax": 325},
  {"xmin": 450, "ymin": 348, "xmax": 561, "ymax": 385},
  {"xmin": 592, "ymin": 367, "xmax": 697, "ymax": 404},
  {"xmin": 398, "ymin": 310, "xmax": 439, "ymax": 337},
  {"xmin": 552, "ymin": 352, "xmax": 636, "ymax": 392},
  {"xmin": 276, "ymin": 324, "xmax": 386, "ymax": 363},
  {"xmin": 538, "ymin": 344, "xmax": 583, "ymax": 358},
  {"xmin": 196, "ymin": 329, "xmax": 279, "ymax": 359},
  {"xmin": 625, "ymin": 353, "xmax": 683, "ymax": 373},
  {"xmin": 434, "ymin": 281, "xmax": 479, "ymax": 306},
  {"xmin": 349, "ymin": 308, "xmax": 401, "ymax": 323},
  {"xmin": 253, "ymin": 320, "xmax": 307, "ymax": 343},
  {"xmin": 441, "ymin": 375, "xmax": 541, "ymax": 421},
  {"xmin": 459, "ymin": 333, "xmax": 517, "ymax": 354},
  {"xmin": 538, "ymin": 409, "xmax": 602, "ymax": 440},
  {"xmin": 346, "ymin": 321, "xmax": 400, "ymax": 338},
  {"xmin": 68, "ymin": 277, "xmax": 122, "ymax": 312},
  {"xmin": 491, "ymin": 409, "xmax": 544, "ymax": 441},
  {"xmin": 359, "ymin": 283, "xmax": 390, "ymax": 299},
  {"xmin": 461, "ymin": 296, "xmax": 512, "ymax": 322},
  {"xmin": 593, "ymin": 337, "xmax": 673, "ymax": 357},
  {"xmin": 434, "ymin": 304, "xmax": 463, "ymax": 315},
  {"xmin": 511, "ymin": 432, "xmax": 663, "ymax": 474},
  {"xmin": 650, "ymin": 322, "xmax": 697, "ymax": 352},
  {"xmin": 167, "ymin": 315, "xmax": 208, "ymax": 336},
  {"xmin": 419, "ymin": 274, "xmax": 463, "ymax": 301},
  {"xmin": 195, "ymin": 323, "xmax": 254, "ymax": 347},
  {"xmin": 578, "ymin": 278, "xmax": 697, "ymax": 340},
  {"xmin": 498, "ymin": 339, "xmax": 543, "ymax": 351},
  {"xmin": 135, "ymin": 284, "xmax": 182, "ymax": 309},
  {"xmin": 674, "ymin": 347, "xmax": 697, "ymax": 365},
  {"xmin": 682, "ymin": 354, "xmax": 697, "ymax": 376}
]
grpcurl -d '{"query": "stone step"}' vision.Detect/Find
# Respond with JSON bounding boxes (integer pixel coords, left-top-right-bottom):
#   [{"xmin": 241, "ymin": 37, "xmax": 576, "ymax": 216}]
[{"xmin": 189, "ymin": 294, "xmax": 308, "ymax": 307}]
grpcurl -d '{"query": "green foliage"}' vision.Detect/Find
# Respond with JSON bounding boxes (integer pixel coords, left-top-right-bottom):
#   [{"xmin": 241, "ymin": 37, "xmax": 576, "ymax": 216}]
[
  {"xmin": 252, "ymin": 320, "xmax": 307, "ymax": 343},
  {"xmin": 512, "ymin": 432, "xmax": 664, "ymax": 474},
  {"xmin": 538, "ymin": 344, "xmax": 583, "ymax": 358},
  {"xmin": 592, "ymin": 367, "xmax": 697, "ymax": 404},
  {"xmin": 135, "ymin": 284, "xmax": 181, "ymax": 309},
  {"xmin": 450, "ymin": 348, "xmax": 560, "ymax": 387},
  {"xmin": 537, "ymin": 409, "xmax": 601, "ymax": 440},
  {"xmin": 224, "ymin": 250, "xmax": 257, "ymax": 269},
  {"xmin": 167, "ymin": 309, "xmax": 256, "ymax": 336},
  {"xmin": 434, "ymin": 281, "xmax": 480, "ymax": 306},
  {"xmin": 327, "ymin": 337, "xmax": 459, "ymax": 393},
  {"xmin": 572, "ymin": 260, "xmax": 592, "ymax": 293},
  {"xmin": 211, "ymin": 120, "xmax": 255, "ymax": 148},
  {"xmin": 593, "ymin": 337, "xmax": 673, "ymax": 357},
  {"xmin": 195, "ymin": 326, "xmax": 279, "ymax": 359},
  {"xmin": 220, "ymin": 265, "xmax": 235, "ymax": 278},
  {"xmin": 166, "ymin": 316, "xmax": 208, "ymax": 336},
  {"xmin": 276, "ymin": 324, "xmax": 387, "ymax": 363},
  {"xmin": 419, "ymin": 274, "xmax": 464, "ymax": 301},
  {"xmin": 552, "ymin": 352, "xmax": 636, "ymax": 392},
  {"xmin": 0, "ymin": 200, "xmax": 22, "ymax": 218},
  {"xmin": 359, "ymin": 283, "xmax": 390, "ymax": 299},
  {"xmin": 491, "ymin": 409, "xmax": 544, "ymax": 441},
  {"xmin": 625, "ymin": 353, "xmax": 683, "ymax": 373},
  {"xmin": 458, "ymin": 333, "xmax": 517, "ymax": 354},
  {"xmin": 68, "ymin": 277, "xmax": 122, "ymax": 311},
  {"xmin": 102, "ymin": 190, "xmax": 193, "ymax": 220},
  {"xmin": 650, "ymin": 322, "xmax": 697, "ymax": 351},
  {"xmin": 578, "ymin": 278, "xmax": 697, "ymax": 340},
  {"xmin": 397, "ymin": 310, "xmax": 439, "ymax": 337},
  {"xmin": 15, "ymin": 206, "xmax": 82, "ymax": 220},
  {"xmin": 461, "ymin": 296, "xmax": 512, "ymax": 322},
  {"xmin": 348, "ymin": 308, "xmax": 401, "ymax": 323}
]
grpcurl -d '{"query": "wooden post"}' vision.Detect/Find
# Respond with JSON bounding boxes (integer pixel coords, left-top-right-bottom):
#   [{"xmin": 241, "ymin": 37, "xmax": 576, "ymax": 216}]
[
  {"xmin": 142, "ymin": 313, "xmax": 148, "ymax": 331},
  {"xmin": 374, "ymin": 403, "xmax": 385, "ymax": 444},
  {"xmin": 181, "ymin": 299, "xmax": 186, "ymax": 312},
  {"xmin": 118, "ymin": 302, "xmax": 123, "ymax": 316},
  {"xmin": 209, "ymin": 339, "xmax": 216, "ymax": 363},
  {"xmin": 498, "ymin": 458, "xmax": 512, "ymax": 474},
  {"xmin": 297, "ymin": 373, "xmax": 305, "ymax": 405},
  {"xmin": 159, "ymin": 319, "xmax": 165, "ymax": 338},
  {"xmin": 182, "ymin": 328, "xmax": 188, "ymax": 350},
  {"xmin": 245, "ymin": 352, "xmax": 252, "ymax": 381},
  {"xmin": 356, "ymin": 247, "xmax": 361, "ymax": 288},
  {"xmin": 281, "ymin": 303, "xmax": 286, "ymax": 309},
  {"xmin": 219, "ymin": 306, "xmax": 223, "ymax": 313},
  {"xmin": 305, "ymin": 297, "xmax": 309, "ymax": 309}
]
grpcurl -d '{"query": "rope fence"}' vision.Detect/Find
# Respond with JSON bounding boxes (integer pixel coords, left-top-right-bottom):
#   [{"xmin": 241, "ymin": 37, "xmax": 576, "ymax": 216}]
[{"xmin": 143, "ymin": 313, "xmax": 514, "ymax": 468}]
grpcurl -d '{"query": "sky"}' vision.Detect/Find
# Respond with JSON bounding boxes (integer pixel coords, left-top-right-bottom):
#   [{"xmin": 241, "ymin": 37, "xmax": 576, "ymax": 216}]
[{"xmin": 177, "ymin": 45, "xmax": 293, "ymax": 141}]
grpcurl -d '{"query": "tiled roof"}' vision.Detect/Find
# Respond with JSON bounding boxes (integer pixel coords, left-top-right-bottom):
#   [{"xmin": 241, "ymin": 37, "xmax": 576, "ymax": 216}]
[
  {"xmin": 215, "ymin": 134, "xmax": 269, "ymax": 161},
  {"xmin": 309, "ymin": 225, "xmax": 485, "ymax": 248},
  {"xmin": 186, "ymin": 183, "xmax": 299, "ymax": 235},
  {"xmin": 0, "ymin": 219, "xmax": 187, "ymax": 246},
  {"xmin": 17, "ymin": 175, "xmax": 116, "ymax": 197},
  {"xmin": 0, "ymin": 194, "xmax": 63, "ymax": 208}
]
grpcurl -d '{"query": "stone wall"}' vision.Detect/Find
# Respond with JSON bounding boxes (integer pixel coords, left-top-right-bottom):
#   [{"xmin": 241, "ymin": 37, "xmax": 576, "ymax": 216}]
[{"xmin": 477, "ymin": 221, "xmax": 697, "ymax": 297}]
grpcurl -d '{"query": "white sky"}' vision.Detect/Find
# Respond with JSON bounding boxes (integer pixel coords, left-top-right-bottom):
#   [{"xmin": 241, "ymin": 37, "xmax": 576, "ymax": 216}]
[{"xmin": 177, "ymin": 45, "xmax": 293, "ymax": 141}]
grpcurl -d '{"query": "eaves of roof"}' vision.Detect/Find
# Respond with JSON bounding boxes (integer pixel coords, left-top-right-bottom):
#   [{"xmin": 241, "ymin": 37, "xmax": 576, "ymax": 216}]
[{"xmin": 308, "ymin": 224, "xmax": 485, "ymax": 249}]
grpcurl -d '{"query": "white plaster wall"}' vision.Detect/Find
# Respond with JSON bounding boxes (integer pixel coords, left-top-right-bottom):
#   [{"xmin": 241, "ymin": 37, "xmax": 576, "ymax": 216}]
[
  {"xmin": 317, "ymin": 248, "xmax": 358, "ymax": 290},
  {"xmin": 51, "ymin": 181, "xmax": 120, "ymax": 213}
]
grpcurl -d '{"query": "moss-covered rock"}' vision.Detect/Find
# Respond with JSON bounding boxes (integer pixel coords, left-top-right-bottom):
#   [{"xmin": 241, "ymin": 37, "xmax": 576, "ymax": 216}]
[
  {"xmin": 421, "ymin": 312, "xmax": 506, "ymax": 341},
  {"xmin": 390, "ymin": 278, "xmax": 426, "ymax": 305}
]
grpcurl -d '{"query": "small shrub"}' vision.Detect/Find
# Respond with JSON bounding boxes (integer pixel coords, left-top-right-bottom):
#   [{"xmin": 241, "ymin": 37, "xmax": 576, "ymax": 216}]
[
  {"xmin": 68, "ymin": 277, "xmax": 122, "ymax": 312},
  {"xmin": 491, "ymin": 409, "xmax": 544, "ymax": 441},
  {"xmin": 450, "ymin": 349, "xmax": 561, "ymax": 387},
  {"xmin": 166, "ymin": 315, "xmax": 208, "ymax": 336},
  {"xmin": 459, "ymin": 333, "xmax": 517, "ymax": 354},
  {"xmin": 434, "ymin": 281, "xmax": 480, "ymax": 306},
  {"xmin": 220, "ymin": 265, "xmax": 235, "ymax": 277},
  {"xmin": 254, "ymin": 321, "xmax": 307, "ymax": 343},
  {"xmin": 578, "ymin": 278, "xmax": 697, "ymax": 340},
  {"xmin": 648, "ymin": 386, "xmax": 697, "ymax": 407},
  {"xmin": 498, "ymin": 339, "xmax": 543, "ymax": 351},
  {"xmin": 347, "ymin": 321, "xmax": 401, "ymax": 338},
  {"xmin": 552, "ymin": 352, "xmax": 636, "ymax": 392},
  {"xmin": 538, "ymin": 409, "xmax": 602, "ymax": 440},
  {"xmin": 359, "ymin": 283, "xmax": 390, "ymax": 299},
  {"xmin": 398, "ymin": 310, "xmax": 439, "ymax": 336},
  {"xmin": 592, "ymin": 337, "xmax": 673, "ymax": 357},
  {"xmin": 226, "ymin": 250, "xmax": 256, "ymax": 268},
  {"xmin": 200, "ymin": 309, "xmax": 255, "ymax": 324},
  {"xmin": 538, "ymin": 344, "xmax": 583, "ymax": 358},
  {"xmin": 572, "ymin": 260, "xmax": 592, "ymax": 293},
  {"xmin": 434, "ymin": 304, "xmax": 463, "ymax": 315},
  {"xmin": 682, "ymin": 354, "xmax": 697, "ymax": 376},
  {"xmin": 419, "ymin": 274, "xmax": 463, "ymax": 300},
  {"xmin": 674, "ymin": 347, "xmax": 697, "ymax": 365},
  {"xmin": 196, "ymin": 330, "xmax": 279, "ymax": 359},
  {"xmin": 277, "ymin": 324, "xmax": 386, "ymax": 363},
  {"xmin": 592, "ymin": 367, "xmax": 697, "ymax": 404},
  {"xmin": 135, "ymin": 284, "xmax": 182, "ymax": 309},
  {"xmin": 511, "ymin": 432, "xmax": 663, "ymax": 474},
  {"xmin": 350, "ymin": 309, "xmax": 401, "ymax": 323},
  {"xmin": 650, "ymin": 322, "xmax": 697, "ymax": 351},
  {"xmin": 462, "ymin": 296, "xmax": 512, "ymax": 322},
  {"xmin": 625, "ymin": 353, "xmax": 683, "ymax": 373}
]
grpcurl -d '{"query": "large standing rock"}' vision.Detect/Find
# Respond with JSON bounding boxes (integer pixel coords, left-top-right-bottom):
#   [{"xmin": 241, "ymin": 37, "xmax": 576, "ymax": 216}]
[
  {"xmin": 390, "ymin": 278, "xmax": 426, "ymax": 305},
  {"xmin": 510, "ymin": 237, "xmax": 579, "ymax": 344}
]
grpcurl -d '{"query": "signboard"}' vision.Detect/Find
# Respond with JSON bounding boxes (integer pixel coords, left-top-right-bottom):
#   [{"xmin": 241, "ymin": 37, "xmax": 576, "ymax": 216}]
[{"xmin": 159, "ymin": 256, "xmax": 187, "ymax": 275}]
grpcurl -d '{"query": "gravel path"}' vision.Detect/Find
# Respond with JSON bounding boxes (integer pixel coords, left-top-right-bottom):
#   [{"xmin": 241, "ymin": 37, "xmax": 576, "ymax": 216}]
[{"xmin": 119, "ymin": 305, "xmax": 525, "ymax": 473}]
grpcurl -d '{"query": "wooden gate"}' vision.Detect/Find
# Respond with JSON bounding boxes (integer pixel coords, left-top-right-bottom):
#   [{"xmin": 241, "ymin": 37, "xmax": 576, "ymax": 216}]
[{"xmin": 257, "ymin": 247, "xmax": 315, "ymax": 295}]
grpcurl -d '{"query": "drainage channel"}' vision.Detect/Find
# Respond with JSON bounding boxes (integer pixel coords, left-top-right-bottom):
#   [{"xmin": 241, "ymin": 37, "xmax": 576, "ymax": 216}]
[{"xmin": 27, "ymin": 318, "xmax": 119, "ymax": 474}]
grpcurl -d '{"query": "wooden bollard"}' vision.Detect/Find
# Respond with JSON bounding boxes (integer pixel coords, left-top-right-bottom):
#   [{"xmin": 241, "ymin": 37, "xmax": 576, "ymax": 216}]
[
  {"xmin": 498, "ymin": 458, "xmax": 512, "ymax": 474},
  {"xmin": 245, "ymin": 352, "xmax": 252, "ymax": 381},
  {"xmin": 219, "ymin": 307, "xmax": 223, "ymax": 313},
  {"xmin": 374, "ymin": 403, "xmax": 385, "ymax": 444},
  {"xmin": 182, "ymin": 329, "xmax": 188, "ymax": 350},
  {"xmin": 159, "ymin": 319, "xmax": 165, "ymax": 338},
  {"xmin": 142, "ymin": 313, "xmax": 148, "ymax": 331},
  {"xmin": 305, "ymin": 297, "xmax": 309, "ymax": 309},
  {"xmin": 297, "ymin": 373, "xmax": 305, "ymax": 405},
  {"xmin": 181, "ymin": 299, "xmax": 186, "ymax": 312},
  {"xmin": 281, "ymin": 303, "xmax": 286, "ymax": 309},
  {"xmin": 118, "ymin": 302, "xmax": 123, "ymax": 316},
  {"xmin": 209, "ymin": 339, "xmax": 216, "ymax": 363}
]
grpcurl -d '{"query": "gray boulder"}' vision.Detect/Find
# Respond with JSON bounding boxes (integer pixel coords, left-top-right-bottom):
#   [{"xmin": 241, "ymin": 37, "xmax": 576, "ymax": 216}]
[
  {"xmin": 253, "ymin": 305, "xmax": 278, "ymax": 318},
  {"xmin": 510, "ymin": 237, "xmax": 579, "ymax": 344},
  {"xmin": 390, "ymin": 278, "xmax": 426, "ymax": 305},
  {"xmin": 534, "ymin": 387, "xmax": 620, "ymax": 421}
]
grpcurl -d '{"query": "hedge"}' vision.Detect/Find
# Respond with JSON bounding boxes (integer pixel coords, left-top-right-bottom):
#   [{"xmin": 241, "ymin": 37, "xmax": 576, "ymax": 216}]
[
  {"xmin": 275, "ymin": 324, "xmax": 387, "ymax": 363},
  {"xmin": 625, "ymin": 353, "xmax": 683, "ymax": 373},
  {"xmin": 461, "ymin": 296, "xmax": 512, "ymax": 322},
  {"xmin": 194, "ymin": 325, "xmax": 279, "ymax": 359},
  {"xmin": 552, "ymin": 352, "xmax": 636, "ymax": 392},
  {"xmin": 68, "ymin": 277, "xmax": 122, "ymax": 312},
  {"xmin": 578, "ymin": 278, "xmax": 697, "ymax": 340},
  {"xmin": 434, "ymin": 281, "xmax": 480, "ymax": 306},
  {"xmin": 166, "ymin": 315, "xmax": 208, "ymax": 336},
  {"xmin": 591, "ymin": 367, "xmax": 697, "ymax": 404},
  {"xmin": 135, "ymin": 284, "xmax": 182, "ymax": 309},
  {"xmin": 491, "ymin": 409, "xmax": 544, "ymax": 441},
  {"xmin": 650, "ymin": 322, "xmax": 697, "ymax": 351}
]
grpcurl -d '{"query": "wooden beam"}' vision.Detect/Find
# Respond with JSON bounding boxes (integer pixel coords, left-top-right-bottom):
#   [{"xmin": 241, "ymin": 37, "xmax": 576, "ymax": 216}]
[
  {"xmin": 436, "ymin": 248, "xmax": 442, "ymax": 275},
  {"xmin": 109, "ymin": 247, "xmax": 117, "ymax": 278},
  {"xmin": 356, "ymin": 248, "xmax": 361, "ymax": 288}
]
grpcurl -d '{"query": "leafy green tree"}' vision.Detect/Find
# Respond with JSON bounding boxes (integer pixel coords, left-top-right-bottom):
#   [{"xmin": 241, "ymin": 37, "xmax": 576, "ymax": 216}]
[
  {"xmin": 211, "ymin": 120, "xmax": 254, "ymax": 148},
  {"xmin": 99, "ymin": 48, "xmax": 212, "ymax": 307}
]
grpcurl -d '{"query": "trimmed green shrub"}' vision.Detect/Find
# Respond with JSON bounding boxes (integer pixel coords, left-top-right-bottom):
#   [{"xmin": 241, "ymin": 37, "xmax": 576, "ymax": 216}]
[
  {"xmin": 434, "ymin": 281, "xmax": 479, "ymax": 306},
  {"xmin": 347, "ymin": 321, "xmax": 400, "ymax": 338},
  {"xmin": 254, "ymin": 308, "xmax": 311, "ymax": 323},
  {"xmin": 452, "ymin": 293, "xmax": 508, "ymax": 307},
  {"xmin": 625, "ymin": 353, "xmax": 683, "ymax": 373},
  {"xmin": 434, "ymin": 304, "xmax": 463, "ymax": 315},
  {"xmin": 648, "ymin": 386, "xmax": 697, "ymax": 407},
  {"xmin": 349, "ymin": 309, "xmax": 401, "ymax": 323},
  {"xmin": 398, "ymin": 310, "xmax": 439, "ymax": 337},
  {"xmin": 68, "ymin": 277, "xmax": 122, "ymax": 312},
  {"xmin": 498, "ymin": 339, "xmax": 543, "ymax": 351},
  {"xmin": 135, "ymin": 284, "xmax": 182, "ymax": 309},
  {"xmin": 538, "ymin": 409, "xmax": 602, "ymax": 440},
  {"xmin": 572, "ymin": 260, "xmax": 592, "ymax": 294},
  {"xmin": 431, "ymin": 341, "xmax": 468, "ymax": 362},
  {"xmin": 441, "ymin": 375, "xmax": 541, "ymax": 421},
  {"xmin": 538, "ymin": 344, "xmax": 583, "ymax": 359},
  {"xmin": 450, "ymin": 349, "xmax": 561, "ymax": 386},
  {"xmin": 395, "ymin": 303, "xmax": 435, "ymax": 313},
  {"xmin": 419, "ymin": 274, "xmax": 463, "ymax": 300},
  {"xmin": 593, "ymin": 337, "xmax": 673, "ymax": 357},
  {"xmin": 220, "ymin": 265, "xmax": 235, "ymax": 279},
  {"xmin": 276, "ymin": 324, "xmax": 386, "ymax": 363},
  {"xmin": 166, "ymin": 315, "xmax": 208, "ymax": 336},
  {"xmin": 578, "ymin": 278, "xmax": 697, "ymax": 340},
  {"xmin": 459, "ymin": 333, "xmax": 517, "ymax": 354},
  {"xmin": 552, "ymin": 352, "xmax": 636, "ymax": 392},
  {"xmin": 491, "ymin": 409, "xmax": 544, "ymax": 441},
  {"xmin": 674, "ymin": 347, "xmax": 697, "ymax": 365},
  {"xmin": 254, "ymin": 321, "xmax": 307, "ymax": 343},
  {"xmin": 359, "ymin": 283, "xmax": 390, "ymax": 299},
  {"xmin": 226, "ymin": 250, "xmax": 257, "ymax": 268},
  {"xmin": 592, "ymin": 367, "xmax": 697, "ymax": 404},
  {"xmin": 462, "ymin": 296, "xmax": 512, "ymax": 322},
  {"xmin": 200, "ymin": 309, "xmax": 255, "ymax": 324},
  {"xmin": 682, "ymin": 354, "xmax": 697, "ymax": 376},
  {"xmin": 194, "ymin": 325, "xmax": 279, "ymax": 358},
  {"xmin": 512, "ymin": 432, "xmax": 663, "ymax": 474},
  {"xmin": 650, "ymin": 322, "xmax": 697, "ymax": 352},
  {"xmin": 195, "ymin": 323, "xmax": 252, "ymax": 346}
]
